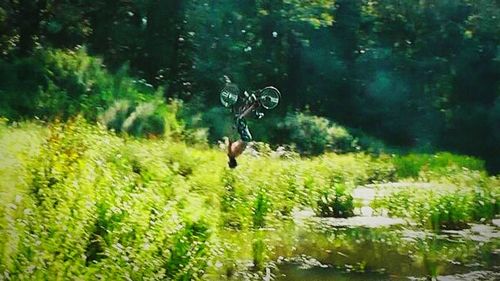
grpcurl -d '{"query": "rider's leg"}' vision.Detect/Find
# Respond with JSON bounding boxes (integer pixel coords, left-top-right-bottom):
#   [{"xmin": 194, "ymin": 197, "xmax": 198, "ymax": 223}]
[
  {"xmin": 227, "ymin": 139, "xmax": 248, "ymax": 168},
  {"xmin": 227, "ymin": 117, "xmax": 251, "ymax": 169},
  {"xmin": 236, "ymin": 117, "xmax": 252, "ymax": 142}
]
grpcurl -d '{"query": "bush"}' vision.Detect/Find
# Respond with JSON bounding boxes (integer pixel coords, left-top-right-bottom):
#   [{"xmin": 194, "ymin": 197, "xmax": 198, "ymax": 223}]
[
  {"xmin": 219, "ymin": 170, "xmax": 251, "ymax": 229},
  {"xmin": 252, "ymin": 234, "xmax": 267, "ymax": 270},
  {"xmin": 351, "ymin": 129, "xmax": 393, "ymax": 154},
  {"xmin": 99, "ymin": 100, "xmax": 135, "ymax": 133},
  {"xmin": 0, "ymin": 55, "xmax": 46, "ymax": 118},
  {"xmin": 470, "ymin": 184, "xmax": 499, "ymax": 222},
  {"xmin": 1, "ymin": 119, "xmax": 497, "ymax": 279},
  {"xmin": 316, "ymin": 183, "xmax": 354, "ymax": 218},
  {"xmin": 164, "ymin": 221, "xmax": 211, "ymax": 280},
  {"xmin": 373, "ymin": 183, "xmax": 498, "ymax": 231},
  {"xmin": 428, "ymin": 192, "xmax": 471, "ymax": 230},
  {"xmin": 199, "ymin": 107, "xmax": 234, "ymax": 143},
  {"xmin": 252, "ymin": 189, "xmax": 270, "ymax": 229},
  {"xmin": 99, "ymin": 98, "xmax": 206, "ymax": 142},
  {"xmin": 100, "ymin": 100, "xmax": 167, "ymax": 137},
  {"xmin": 393, "ymin": 152, "xmax": 485, "ymax": 179},
  {"xmin": 278, "ymin": 112, "xmax": 358, "ymax": 155},
  {"xmin": 0, "ymin": 48, "xmax": 156, "ymax": 120},
  {"xmin": 0, "ymin": 118, "xmax": 215, "ymax": 279}
]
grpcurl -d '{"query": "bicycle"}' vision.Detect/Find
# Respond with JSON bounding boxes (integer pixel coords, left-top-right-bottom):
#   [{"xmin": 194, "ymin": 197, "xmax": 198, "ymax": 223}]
[{"xmin": 220, "ymin": 83, "xmax": 281, "ymax": 120}]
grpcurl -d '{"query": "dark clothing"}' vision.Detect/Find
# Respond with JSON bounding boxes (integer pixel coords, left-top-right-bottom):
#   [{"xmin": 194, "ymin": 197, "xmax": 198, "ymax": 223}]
[{"xmin": 236, "ymin": 117, "xmax": 252, "ymax": 142}]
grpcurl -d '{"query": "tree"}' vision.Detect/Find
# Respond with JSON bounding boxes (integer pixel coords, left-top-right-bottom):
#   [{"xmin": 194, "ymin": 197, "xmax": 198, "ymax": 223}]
[{"xmin": 0, "ymin": 0, "xmax": 93, "ymax": 57}]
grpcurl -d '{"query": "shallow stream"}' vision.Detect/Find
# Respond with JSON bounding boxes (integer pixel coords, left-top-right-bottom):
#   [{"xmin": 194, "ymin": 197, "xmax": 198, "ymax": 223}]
[
  {"xmin": 275, "ymin": 215, "xmax": 500, "ymax": 280},
  {"xmin": 214, "ymin": 186, "xmax": 499, "ymax": 281}
]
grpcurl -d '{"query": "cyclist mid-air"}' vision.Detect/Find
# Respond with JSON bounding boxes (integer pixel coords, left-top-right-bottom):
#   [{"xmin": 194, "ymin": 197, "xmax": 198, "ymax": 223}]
[{"xmin": 220, "ymin": 82, "xmax": 281, "ymax": 168}]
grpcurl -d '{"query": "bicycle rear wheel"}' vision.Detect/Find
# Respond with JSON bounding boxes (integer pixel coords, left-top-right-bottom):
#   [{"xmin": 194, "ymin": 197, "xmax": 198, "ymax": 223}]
[
  {"xmin": 220, "ymin": 83, "xmax": 240, "ymax": 107},
  {"xmin": 258, "ymin": 86, "xmax": 280, "ymax": 109}
]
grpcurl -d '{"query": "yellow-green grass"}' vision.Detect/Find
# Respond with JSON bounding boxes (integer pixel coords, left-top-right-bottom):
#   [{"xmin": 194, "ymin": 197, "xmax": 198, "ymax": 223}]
[{"xmin": 0, "ymin": 118, "xmax": 497, "ymax": 280}]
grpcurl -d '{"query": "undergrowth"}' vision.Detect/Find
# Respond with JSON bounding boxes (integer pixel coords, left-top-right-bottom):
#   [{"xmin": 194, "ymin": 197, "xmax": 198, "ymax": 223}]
[{"xmin": 0, "ymin": 118, "xmax": 496, "ymax": 279}]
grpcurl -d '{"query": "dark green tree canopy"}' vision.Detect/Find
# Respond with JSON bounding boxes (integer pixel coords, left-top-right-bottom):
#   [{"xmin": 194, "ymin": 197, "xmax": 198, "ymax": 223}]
[{"xmin": 0, "ymin": 0, "xmax": 499, "ymax": 171}]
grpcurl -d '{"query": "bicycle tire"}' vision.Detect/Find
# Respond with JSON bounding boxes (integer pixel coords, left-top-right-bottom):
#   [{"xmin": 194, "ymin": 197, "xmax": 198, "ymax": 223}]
[
  {"xmin": 258, "ymin": 86, "xmax": 280, "ymax": 109},
  {"xmin": 220, "ymin": 83, "xmax": 240, "ymax": 107}
]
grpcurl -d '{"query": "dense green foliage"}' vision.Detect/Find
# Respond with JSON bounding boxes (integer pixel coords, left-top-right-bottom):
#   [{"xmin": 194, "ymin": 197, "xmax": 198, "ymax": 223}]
[
  {"xmin": 0, "ymin": 48, "xmax": 156, "ymax": 120},
  {"xmin": 277, "ymin": 112, "xmax": 359, "ymax": 155},
  {"xmin": 393, "ymin": 152, "xmax": 486, "ymax": 179},
  {"xmin": 372, "ymin": 182, "xmax": 499, "ymax": 231},
  {"xmin": 0, "ymin": 0, "xmax": 498, "ymax": 171},
  {"xmin": 1, "ymin": 1, "xmax": 498, "ymax": 279},
  {"xmin": 1, "ymin": 120, "xmax": 497, "ymax": 279},
  {"xmin": 316, "ymin": 183, "xmax": 354, "ymax": 218}
]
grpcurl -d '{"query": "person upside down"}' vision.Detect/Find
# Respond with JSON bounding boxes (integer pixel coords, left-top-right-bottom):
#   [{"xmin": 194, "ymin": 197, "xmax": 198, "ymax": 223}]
[{"xmin": 227, "ymin": 117, "xmax": 252, "ymax": 169}]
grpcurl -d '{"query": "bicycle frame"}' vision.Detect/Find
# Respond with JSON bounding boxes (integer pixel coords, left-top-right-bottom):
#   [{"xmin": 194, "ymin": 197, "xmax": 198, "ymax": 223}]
[
  {"xmin": 232, "ymin": 91, "xmax": 261, "ymax": 119},
  {"xmin": 222, "ymin": 85, "xmax": 279, "ymax": 120},
  {"xmin": 236, "ymin": 101, "xmax": 259, "ymax": 119}
]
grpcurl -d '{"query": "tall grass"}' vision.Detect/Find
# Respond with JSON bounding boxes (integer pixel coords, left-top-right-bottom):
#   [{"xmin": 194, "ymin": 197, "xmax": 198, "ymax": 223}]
[
  {"xmin": 372, "ymin": 183, "xmax": 499, "ymax": 231},
  {"xmin": 393, "ymin": 152, "xmax": 485, "ymax": 179},
  {"xmin": 316, "ymin": 183, "xmax": 354, "ymax": 218},
  {"xmin": 0, "ymin": 119, "xmax": 497, "ymax": 279}
]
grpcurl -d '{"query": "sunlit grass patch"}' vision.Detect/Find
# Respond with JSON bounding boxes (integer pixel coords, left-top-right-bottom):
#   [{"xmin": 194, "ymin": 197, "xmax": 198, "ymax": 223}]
[
  {"xmin": 0, "ymin": 118, "xmax": 497, "ymax": 279},
  {"xmin": 393, "ymin": 152, "xmax": 485, "ymax": 179},
  {"xmin": 372, "ymin": 183, "xmax": 499, "ymax": 232}
]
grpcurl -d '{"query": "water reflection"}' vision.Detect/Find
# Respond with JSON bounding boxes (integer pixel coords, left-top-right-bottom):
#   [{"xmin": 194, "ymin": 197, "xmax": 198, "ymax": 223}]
[
  {"xmin": 278, "ymin": 263, "xmax": 389, "ymax": 281},
  {"xmin": 213, "ymin": 214, "xmax": 499, "ymax": 280},
  {"xmin": 274, "ymin": 219, "xmax": 499, "ymax": 280}
]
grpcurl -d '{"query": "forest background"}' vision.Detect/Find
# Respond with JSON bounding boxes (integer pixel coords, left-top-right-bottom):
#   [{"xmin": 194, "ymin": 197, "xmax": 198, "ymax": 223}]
[{"xmin": 0, "ymin": 0, "xmax": 499, "ymax": 172}]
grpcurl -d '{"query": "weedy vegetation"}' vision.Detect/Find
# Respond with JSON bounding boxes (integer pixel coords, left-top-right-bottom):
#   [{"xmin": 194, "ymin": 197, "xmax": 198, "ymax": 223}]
[{"xmin": 0, "ymin": 118, "xmax": 498, "ymax": 280}]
